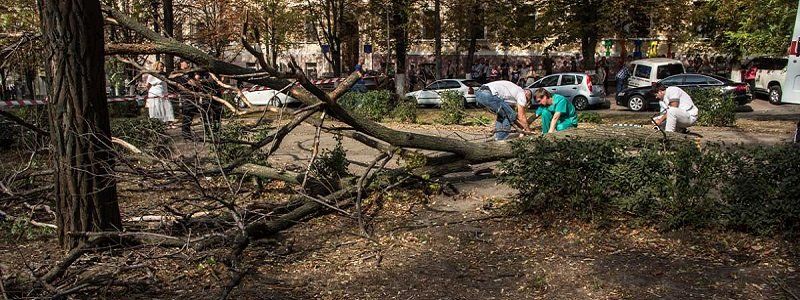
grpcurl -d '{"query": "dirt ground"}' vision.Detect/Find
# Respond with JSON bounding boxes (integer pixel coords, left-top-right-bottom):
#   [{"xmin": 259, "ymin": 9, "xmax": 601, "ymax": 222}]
[{"xmin": 1, "ymin": 98, "xmax": 799, "ymax": 299}]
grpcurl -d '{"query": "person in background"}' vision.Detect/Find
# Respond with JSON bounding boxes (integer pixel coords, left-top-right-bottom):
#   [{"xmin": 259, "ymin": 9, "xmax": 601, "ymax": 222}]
[
  {"xmin": 144, "ymin": 61, "xmax": 176, "ymax": 123},
  {"xmin": 525, "ymin": 65, "xmax": 538, "ymax": 87},
  {"xmin": 500, "ymin": 58, "xmax": 511, "ymax": 81},
  {"xmin": 599, "ymin": 57, "xmax": 610, "ymax": 91},
  {"xmin": 596, "ymin": 61, "xmax": 607, "ymax": 92},
  {"xmin": 471, "ymin": 61, "xmax": 481, "ymax": 81},
  {"xmin": 652, "ymin": 83, "xmax": 698, "ymax": 133},
  {"xmin": 570, "ymin": 56, "xmax": 578, "ymax": 72},
  {"xmin": 475, "ymin": 80, "xmax": 533, "ymax": 140},
  {"xmin": 352, "ymin": 57, "xmax": 367, "ymax": 92},
  {"xmin": 511, "ymin": 64, "xmax": 522, "ymax": 86},
  {"xmin": 533, "ymin": 88, "xmax": 578, "ymax": 134},
  {"xmin": 171, "ymin": 60, "xmax": 201, "ymax": 140},
  {"xmin": 744, "ymin": 62, "xmax": 758, "ymax": 92},
  {"xmin": 489, "ymin": 65, "xmax": 500, "ymax": 82},
  {"xmin": 615, "ymin": 60, "xmax": 631, "ymax": 93}
]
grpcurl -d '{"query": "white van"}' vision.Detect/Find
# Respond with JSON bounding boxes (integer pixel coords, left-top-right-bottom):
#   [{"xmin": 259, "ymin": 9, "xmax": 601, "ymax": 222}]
[{"xmin": 626, "ymin": 58, "xmax": 686, "ymax": 89}]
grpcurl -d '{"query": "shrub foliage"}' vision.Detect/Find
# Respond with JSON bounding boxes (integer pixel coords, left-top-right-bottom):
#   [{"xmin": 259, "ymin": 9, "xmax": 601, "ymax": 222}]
[
  {"xmin": 437, "ymin": 90, "xmax": 466, "ymax": 125},
  {"xmin": 338, "ymin": 90, "xmax": 394, "ymax": 122},
  {"xmin": 686, "ymin": 88, "xmax": 736, "ymax": 127},
  {"xmin": 499, "ymin": 138, "xmax": 800, "ymax": 236}
]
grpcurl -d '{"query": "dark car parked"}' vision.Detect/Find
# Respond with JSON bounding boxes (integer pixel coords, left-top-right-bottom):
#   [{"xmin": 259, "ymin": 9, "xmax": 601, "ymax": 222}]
[{"xmin": 616, "ymin": 73, "xmax": 752, "ymax": 112}]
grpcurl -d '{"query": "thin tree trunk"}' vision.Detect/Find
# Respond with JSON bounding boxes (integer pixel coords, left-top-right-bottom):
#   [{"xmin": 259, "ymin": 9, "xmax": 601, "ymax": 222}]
[
  {"xmin": 0, "ymin": 69, "xmax": 6, "ymax": 101},
  {"xmin": 162, "ymin": 0, "xmax": 174, "ymax": 72},
  {"xmin": 434, "ymin": 0, "xmax": 442, "ymax": 79},
  {"xmin": 391, "ymin": 0, "xmax": 408, "ymax": 95},
  {"xmin": 40, "ymin": 0, "xmax": 122, "ymax": 250},
  {"xmin": 150, "ymin": 0, "xmax": 161, "ymax": 61}
]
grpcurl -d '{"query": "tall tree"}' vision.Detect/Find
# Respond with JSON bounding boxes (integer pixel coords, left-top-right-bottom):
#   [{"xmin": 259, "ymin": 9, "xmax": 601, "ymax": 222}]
[
  {"xmin": 693, "ymin": 0, "xmax": 798, "ymax": 56},
  {"xmin": 433, "ymin": 0, "xmax": 441, "ymax": 79},
  {"xmin": 308, "ymin": 0, "xmax": 346, "ymax": 76},
  {"xmin": 162, "ymin": 0, "xmax": 174, "ymax": 72},
  {"xmin": 391, "ymin": 0, "xmax": 409, "ymax": 94},
  {"xmin": 39, "ymin": 0, "xmax": 122, "ymax": 249}
]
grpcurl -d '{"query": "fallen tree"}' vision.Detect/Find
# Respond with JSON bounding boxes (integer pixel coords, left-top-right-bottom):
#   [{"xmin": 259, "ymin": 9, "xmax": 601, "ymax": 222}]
[{"xmin": 2, "ymin": 5, "xmax": 696, "ymax": 298}]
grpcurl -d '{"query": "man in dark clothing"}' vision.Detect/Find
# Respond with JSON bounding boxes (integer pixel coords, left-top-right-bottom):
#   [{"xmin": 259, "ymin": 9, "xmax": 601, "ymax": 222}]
[{"xmin": 171, "ymin": 60, "xmax": 202, "ymax": 140}]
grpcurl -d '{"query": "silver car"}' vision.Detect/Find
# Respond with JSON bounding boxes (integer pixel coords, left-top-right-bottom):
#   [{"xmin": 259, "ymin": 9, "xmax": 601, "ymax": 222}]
[
  {"xmin": 405, "ymin": 79, "xmax": 482, "ymax": 106},
  {"xmin": 526, "ymin": 72, "xmax": 607, "ymax": 110}
]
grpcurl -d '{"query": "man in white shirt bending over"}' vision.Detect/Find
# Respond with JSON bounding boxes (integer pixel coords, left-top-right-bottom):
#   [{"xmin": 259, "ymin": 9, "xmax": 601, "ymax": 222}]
[
  {"xmin": 475, "ymin": 80, "xmax": 533, "ymax": 140},
  {"xmin": 652, "ymin": 83, "xmax": 699, "ymax": 133}
]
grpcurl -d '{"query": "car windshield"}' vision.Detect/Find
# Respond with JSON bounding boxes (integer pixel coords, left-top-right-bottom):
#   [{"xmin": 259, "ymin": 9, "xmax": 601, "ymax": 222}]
[
  {"xmin": 462, "ymin": 80, "xmax": 482, "ymax": 87},
  {"xmin": 657, "ymin": 64, "xmax": 685, "ymax": 79}
]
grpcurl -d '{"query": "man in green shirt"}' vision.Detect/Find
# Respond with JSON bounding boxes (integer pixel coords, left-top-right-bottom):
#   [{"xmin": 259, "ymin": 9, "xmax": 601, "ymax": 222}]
[{"xmin": 533, "ymin": 88, "xmax": 578, "ymax": 134}]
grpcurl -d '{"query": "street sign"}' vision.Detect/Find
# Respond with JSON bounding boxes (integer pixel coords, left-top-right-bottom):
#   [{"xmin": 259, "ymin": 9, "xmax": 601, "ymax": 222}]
[
  {"xmin": 364, "ymin": 44, "xmax": 372, "ymax": 54},
  {"xmin": 321, "ymin": 44, "xmax": 330, "ymax": 54}
]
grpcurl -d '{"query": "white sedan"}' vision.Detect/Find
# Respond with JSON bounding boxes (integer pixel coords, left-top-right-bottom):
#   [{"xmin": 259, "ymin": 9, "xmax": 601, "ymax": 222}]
[
  {"xmin": 405, "ymin": 79, "xmax": 482, "ymax": 106},
  {"xmin": 240, "ymin": 86, "xmax": 298, "ymax": 106}
]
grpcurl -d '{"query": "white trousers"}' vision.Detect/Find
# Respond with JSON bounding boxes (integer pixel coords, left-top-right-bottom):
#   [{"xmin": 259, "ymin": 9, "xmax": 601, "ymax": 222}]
[{"xmin": 654, "ymin": 107, "xmax": 696, "ymax": 132}]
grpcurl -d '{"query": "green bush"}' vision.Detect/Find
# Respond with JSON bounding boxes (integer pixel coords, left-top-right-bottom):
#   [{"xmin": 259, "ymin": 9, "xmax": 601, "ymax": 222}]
[
  {"xmin": 499, "ymin": 138, "xmax": 800, "ymax": 237},
  {"xmin": 110, "ymin": 117, "xmax": 169, "ymax": 151},
  {"xmin": 687, "ymin": 88, "xmax": 736, "ymax": 127},
  {"xmin": 437, "ymin": 90, "xmax": 466, "ymax": 125},
  {"xmin": 108, "ymin": 101, "xmax": 142, "ymax": 118},
  {"xmin": 338, "ymin": 90, "xmax": 394, "ymax": 122},
  {"xmin": 311, "ymin": 134, "xmax": 350, "ymax": 187},
  {"xmin": 390, "ymin": 98, "xmax": 418, "ymax": 123},
  {"xmin": 578, "ymin": 112, "xmax": 602, "ymax": 124}
]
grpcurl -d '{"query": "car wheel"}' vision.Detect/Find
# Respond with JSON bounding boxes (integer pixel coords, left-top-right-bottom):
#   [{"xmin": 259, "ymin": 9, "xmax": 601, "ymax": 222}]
[
  {"xmin": 461, "ymin": 97, "xmax": 469, "ymax": 108},
  {"xmin": 573, "ymin": 96, "xmax": 589, "ymax": 111},
  {"xmin": 628, "ymin": 95, "xmax": 646, "ymax": 112},
  {"xmin": 768, "ymin": 85, "xmax": 782, "ymax": 105}
]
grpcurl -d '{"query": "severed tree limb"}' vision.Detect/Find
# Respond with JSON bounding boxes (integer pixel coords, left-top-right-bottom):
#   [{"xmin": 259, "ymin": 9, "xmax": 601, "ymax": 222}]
[
  {"xmin": 0, "ymin": 110, "xmax": 48, "ymax": 137},
  {"xmin": 0, "ymin": 210, "xmax": 57, "ymax": 229}
]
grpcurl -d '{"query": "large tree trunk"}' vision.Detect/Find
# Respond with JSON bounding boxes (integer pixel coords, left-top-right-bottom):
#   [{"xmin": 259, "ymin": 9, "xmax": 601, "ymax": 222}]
[
  {"xmin": 433, "ymin": 0, "xmax": 442, "ymax": 80},
  {"xmin": 391, "ymin": 0, "xmax": 408, "ymax": 95},
  {"xmin": 40, "ymin": 0, "xmax": 122, "ymax": 250},
  {"xmin": 162, "ymin": 0, "xmax": 174, "ymax": 72},
  {"xmin": 464, "ymin": 0, "xmax": 482, "ymax": 77},
  {"xmin": 581, "ymin": 34, "xmax": 598, "ymax": 71}
]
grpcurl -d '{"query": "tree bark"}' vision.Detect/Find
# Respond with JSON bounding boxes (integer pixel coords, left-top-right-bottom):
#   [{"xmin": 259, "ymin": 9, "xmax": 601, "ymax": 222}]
[
  {"xmin": 434, "ymin": 0, "xmax": 442, "ymax": 80},
  {"xmin": 162, "ymin": 0, "xmax": 174, "ymax": 72},
  {"xmin": 464, "ymin": 0, "xmax": 482, "ymax": 76},
  {"xmin": 40, "ymin": 0, "xmax": 122, "ymax": 250},
  {"xmin": 581, "ymin": 34, "xmax": 598, "ymax": 71},
  {"xmin": 391, "ymin": 0, "xmax": 408, "ymax": 95}
]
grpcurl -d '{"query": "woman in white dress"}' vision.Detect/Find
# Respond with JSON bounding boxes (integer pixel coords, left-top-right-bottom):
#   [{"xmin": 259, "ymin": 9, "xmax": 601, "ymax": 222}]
[{"xmin": 144, "ymin": 61, "xmax": 175, "ymax": 123}]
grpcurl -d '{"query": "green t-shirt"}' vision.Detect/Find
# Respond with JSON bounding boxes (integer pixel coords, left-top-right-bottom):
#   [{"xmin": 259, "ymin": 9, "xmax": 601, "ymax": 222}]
[{"xmin": 536, "ymin": 94, "xmax": 578, "ymax": 134}]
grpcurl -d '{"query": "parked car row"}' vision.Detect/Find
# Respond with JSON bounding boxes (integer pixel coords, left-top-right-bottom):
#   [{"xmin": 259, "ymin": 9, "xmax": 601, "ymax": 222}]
[{"xmin": 616, "ymin": 73, "xmax": 752, "ymax": 111}]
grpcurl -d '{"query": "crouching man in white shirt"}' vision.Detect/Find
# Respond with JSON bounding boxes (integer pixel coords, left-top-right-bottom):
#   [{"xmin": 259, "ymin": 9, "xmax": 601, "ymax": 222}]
[{"xmin": 652, "ymin": 83, "xmax": 699, "ymax": 133}]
